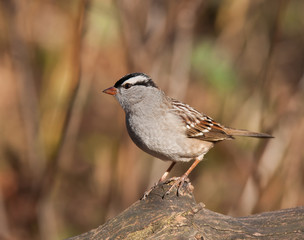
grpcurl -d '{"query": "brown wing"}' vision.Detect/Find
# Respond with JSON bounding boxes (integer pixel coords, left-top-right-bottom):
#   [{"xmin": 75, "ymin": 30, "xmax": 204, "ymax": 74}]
[{"xmin": 170, "ymin": 99, "xmax": 233, "ymax": 142}]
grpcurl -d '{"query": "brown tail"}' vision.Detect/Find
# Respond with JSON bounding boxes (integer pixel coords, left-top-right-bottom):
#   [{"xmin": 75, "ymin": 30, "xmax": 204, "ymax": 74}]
[{"xmin": 225, "ymin": 127, "xmax": 273, "ymax": 138}]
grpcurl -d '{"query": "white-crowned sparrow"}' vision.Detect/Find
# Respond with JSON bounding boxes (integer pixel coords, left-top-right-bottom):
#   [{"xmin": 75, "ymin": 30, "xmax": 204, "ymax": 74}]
[{"xmin": 103, "ymin": 73, "xmax": 272, "ymax": 197}]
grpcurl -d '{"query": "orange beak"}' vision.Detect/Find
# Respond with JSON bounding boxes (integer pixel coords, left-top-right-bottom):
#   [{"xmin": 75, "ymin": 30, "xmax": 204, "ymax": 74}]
[{"xmin": 103, "ymin": 87, "xmax": 117, "ymax": 96}]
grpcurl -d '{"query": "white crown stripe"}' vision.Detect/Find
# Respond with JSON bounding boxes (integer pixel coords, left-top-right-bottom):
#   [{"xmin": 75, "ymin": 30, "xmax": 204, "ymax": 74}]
[{"xmin": 123, "ymin": 75, "xmax": 149, "ymax": 85}]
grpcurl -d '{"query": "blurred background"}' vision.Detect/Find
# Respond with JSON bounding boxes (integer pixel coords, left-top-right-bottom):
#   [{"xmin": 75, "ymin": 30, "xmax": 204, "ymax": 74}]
[{"xmin": 0, "ymin": 0, "xmax": 303, "ymax": 239}]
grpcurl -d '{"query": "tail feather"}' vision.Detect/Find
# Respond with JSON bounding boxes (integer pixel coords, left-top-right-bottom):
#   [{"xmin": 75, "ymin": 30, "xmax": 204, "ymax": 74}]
[{"xmin": 225, "ymin": 127, "xmax": 273, "ymax": 138}]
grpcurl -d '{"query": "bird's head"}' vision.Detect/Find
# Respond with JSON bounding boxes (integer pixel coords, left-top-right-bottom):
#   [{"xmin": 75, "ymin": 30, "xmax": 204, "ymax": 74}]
[{"xmin": 103, "ymin": 73, "xmax": 159, "ymax": 112}]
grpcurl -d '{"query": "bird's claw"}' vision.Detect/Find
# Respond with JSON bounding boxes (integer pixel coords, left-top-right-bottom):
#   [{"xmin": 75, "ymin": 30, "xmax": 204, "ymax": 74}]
[
  {"xmin": 141, "ymin": 176, "xmax": 190, "ymax": 200},
  {"xmin": 140, "ymin": 182, "xmax": 159, "ymax": 200},
  {"xmin": 162, "ymin": 175, "xmax": 189, "ymax": 199}
]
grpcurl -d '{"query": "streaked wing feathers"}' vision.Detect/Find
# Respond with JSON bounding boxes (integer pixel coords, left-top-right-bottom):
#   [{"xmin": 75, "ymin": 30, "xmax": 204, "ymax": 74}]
[{"xmin": 170, "ymin": 99, "xmax": 233, "ymax": 142}]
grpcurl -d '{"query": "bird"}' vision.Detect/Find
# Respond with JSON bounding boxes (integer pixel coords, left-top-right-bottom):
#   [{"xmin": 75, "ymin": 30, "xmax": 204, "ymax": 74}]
[{"xmin": 103, "ymin": 73, "xmax": 273, "ymax": 197}]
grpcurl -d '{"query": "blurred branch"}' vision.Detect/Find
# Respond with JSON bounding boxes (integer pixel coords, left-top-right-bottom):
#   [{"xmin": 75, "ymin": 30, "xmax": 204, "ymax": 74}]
[
  {"xmin": 230, "ymin": 0, "xmax": 291, "ymax": 216},
  {"xmin": 116, "ymin": 0, "xmax": 165, "ymax": 71},
  {"xmin": 259, "ymin": 0, "xmax": 289, "ymax": 91},
  {"xmin": 116, "ymin": 0, "xmax": 203, "ymax": 94},
  {"xmin": 3, "ymin": 0, "xmax": 46, "ymax": 184},
  {"xmin": 168, "ymin": 0, "xmax": 202, "ymax": 99},
  {"xmin": 0, "ymin": 1, "xmax": 91, "ymax": 239},
  {"xmin": 0, "ymin": 190, "xmax": 9, "ymax": 240},
  {"xmin": 38, "ymin": 0, "xmax": 91, "ymax": 198}
]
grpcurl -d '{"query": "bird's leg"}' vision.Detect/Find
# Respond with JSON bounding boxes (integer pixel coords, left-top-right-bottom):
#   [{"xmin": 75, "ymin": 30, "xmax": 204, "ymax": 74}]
[
  {"xmin": 158, "ymin": 162, "xmax": 176, "ymax": 183},
  {"xmin": 163, "ymin": 158, "xmax": 201, "ymax": 198},
  {"xmin": 141, "ymin": 162, "xmax": 176, "ymax": 200}
]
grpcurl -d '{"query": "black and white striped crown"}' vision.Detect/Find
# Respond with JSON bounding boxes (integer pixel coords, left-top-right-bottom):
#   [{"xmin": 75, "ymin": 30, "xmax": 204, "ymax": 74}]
[{"xmin": 114, "ymin": 73, "xmax": 157, "ymax": 89}]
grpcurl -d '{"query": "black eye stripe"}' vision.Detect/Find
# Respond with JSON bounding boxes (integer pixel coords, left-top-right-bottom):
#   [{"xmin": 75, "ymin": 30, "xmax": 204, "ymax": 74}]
[{"xmin": 133, "ymin": 80, "xmax": 156, "ymax": 87}]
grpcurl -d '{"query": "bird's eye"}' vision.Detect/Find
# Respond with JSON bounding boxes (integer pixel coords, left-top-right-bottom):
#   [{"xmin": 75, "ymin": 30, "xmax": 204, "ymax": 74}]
[{"xmin": 124, "ymin": 83, "xmax": 132, "ymax": 89}]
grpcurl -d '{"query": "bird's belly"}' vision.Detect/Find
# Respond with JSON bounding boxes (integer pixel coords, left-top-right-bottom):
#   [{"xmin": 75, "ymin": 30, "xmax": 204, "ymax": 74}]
[{"xmin": 126, "ymin": 114, "xmax": 209, "ymax": 162}]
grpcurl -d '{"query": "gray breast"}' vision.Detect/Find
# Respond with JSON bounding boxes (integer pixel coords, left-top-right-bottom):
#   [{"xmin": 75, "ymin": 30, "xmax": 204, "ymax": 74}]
[{"xmin": 125, "ymin": 109, "xmax": 199, "ymax": 162}]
